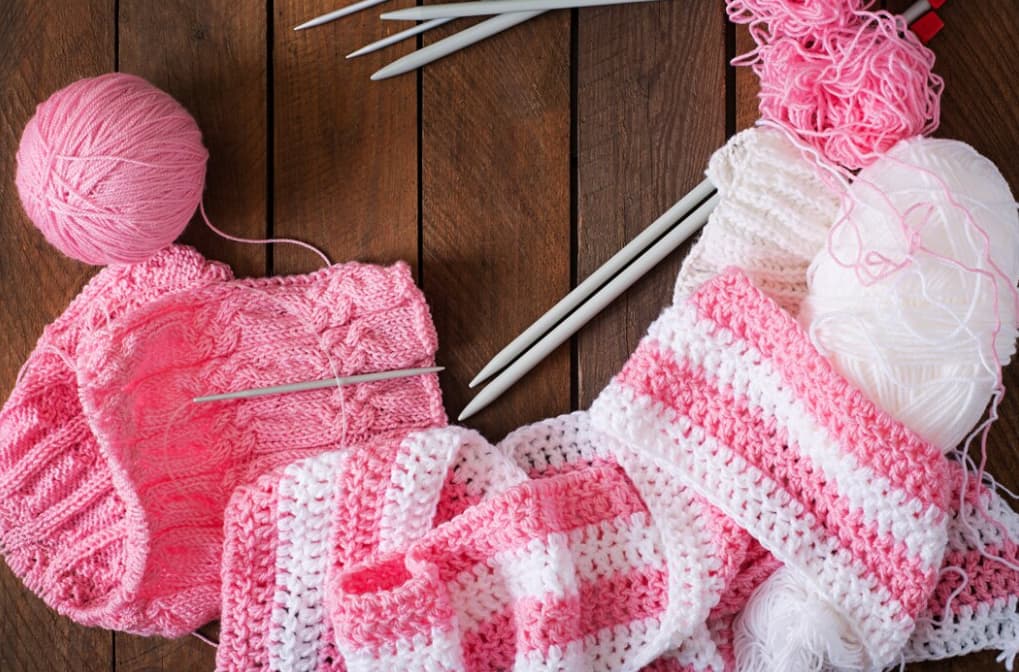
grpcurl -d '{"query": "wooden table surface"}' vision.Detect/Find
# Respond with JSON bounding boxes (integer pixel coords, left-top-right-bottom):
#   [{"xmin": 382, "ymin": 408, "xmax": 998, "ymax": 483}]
[{"xmin": 2, "ymin": 1, "xmax": 1017, "ymax": 670}]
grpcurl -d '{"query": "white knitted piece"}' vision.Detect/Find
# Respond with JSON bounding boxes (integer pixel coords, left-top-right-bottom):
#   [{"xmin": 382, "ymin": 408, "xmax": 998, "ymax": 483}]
[
  {"xmin": 269, "ymin": 450, "xmax": 347, "ymax": 672},
  {"xmin": 674, "ymin": 126, "xmax": 838, "ymax": 315}
]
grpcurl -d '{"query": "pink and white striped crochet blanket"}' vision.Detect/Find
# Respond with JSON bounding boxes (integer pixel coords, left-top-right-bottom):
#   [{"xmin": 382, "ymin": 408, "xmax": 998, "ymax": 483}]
[{"xmin": 216, "ymin": 266, "xmax": 1019, "ymax": 672}]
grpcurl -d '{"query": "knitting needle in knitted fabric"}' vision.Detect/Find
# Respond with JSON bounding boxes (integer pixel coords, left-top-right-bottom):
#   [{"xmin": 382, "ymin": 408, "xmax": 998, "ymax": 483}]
[{"xmin": 193, "ymin": 366, "xmax": 444, "ymax": 403}]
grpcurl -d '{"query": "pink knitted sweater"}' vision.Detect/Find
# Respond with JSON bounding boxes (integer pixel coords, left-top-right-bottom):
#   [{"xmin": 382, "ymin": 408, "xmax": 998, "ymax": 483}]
[{"xmin": 0, "ymin": 246, "xmax": 445, "ymax": 636}]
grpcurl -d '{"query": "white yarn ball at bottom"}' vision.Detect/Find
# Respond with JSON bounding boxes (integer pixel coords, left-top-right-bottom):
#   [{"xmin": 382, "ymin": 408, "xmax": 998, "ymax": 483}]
[{"xmin": 801, "ymin": 137, "xmax": 1019, "ymax": 453}]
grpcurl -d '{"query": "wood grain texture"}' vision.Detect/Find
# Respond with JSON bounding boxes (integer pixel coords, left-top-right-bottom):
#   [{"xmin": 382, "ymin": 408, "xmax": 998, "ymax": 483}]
[
  {"xmin": 421, "ymin": 13, "xmax": 572, "ymax": 438},
  {"xmin": 0, "ymin": 0, "xmax": 116, "ymax": 670},
  {"xmin": 575, "ymin": 1, "xmax": 727, "ymax": 407},
  {"xmin": 272, "ymin": 0, "xmax": 419, "ymax": 275}
]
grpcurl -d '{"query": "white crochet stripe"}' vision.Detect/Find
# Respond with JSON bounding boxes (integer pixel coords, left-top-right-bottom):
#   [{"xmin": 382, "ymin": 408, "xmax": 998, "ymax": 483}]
[
  {"xmin": 448, "ymin": 517, "xmax": 663, "ymax": 632},
  {"xmin": 378, "ymin": 429, "xmax": 462, "ymax": 553},
  {"xmin": 446, "ymin": 431, "xmax": 528, "ymax": 500},
  {"xmin": 671, "ymin": 621, "xmax": 727, "ymax": 672},
  {"xmin": 340, "ymin": 626, "xmax": 464, "ymax": 672},
  {"xmin": 269, "ymin": 450, "xmax": 346, "ymax": 672},
  {"xmin": 514, "ymin": 639, "xmax": 586, "ymax": 672},
  {"xmin": 497, "ymin": 532, "xmax": 579, "ymax": 601},
  {"xmin": 582, "ymin": 616, "xmax": 662, "ymax": 672},
  {"xmin": 498, "ymin": 412, "xmax": 608, "ymax": 473},
  {"xmin": 593, "ymin": 384, "xmax": 916, "ymax": 666},
  {"xmin": 646, "ymin": 302, "xmax": 945, "ymax": 569},
  {"xmin": 903, "ymin": 594, "xmax": 1019, "ymax": 662},
  {"xmin": 570, "ymin": 511, "xmax": 663, "ymax": 578},
  {"xmin": 613, "ymin": 447, "xmax": 727, "ymax": 664}
]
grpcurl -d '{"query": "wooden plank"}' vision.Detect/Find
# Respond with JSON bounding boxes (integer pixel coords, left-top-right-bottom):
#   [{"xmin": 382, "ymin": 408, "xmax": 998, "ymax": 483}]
[
  {"xmin": 575, "ymin": 2, "xmax": 727, "ymax": 407},
  {"xmin": 0, "ymin": 1, "xmax": 116, "ymax": 670},
  {"xmin": 114, "ymin": 0, "xmax": 269, "ymax": 668},
  {"xmin": 421, "ymin": 13, "xmax": 572, "ymax": 439},
  {"xmin": 733, "ymin": 12, "xmax": 758, "ymax": 131},
  {"xmin": 272, "ymin": 0, "xmax": 419, "ymax": 275}
]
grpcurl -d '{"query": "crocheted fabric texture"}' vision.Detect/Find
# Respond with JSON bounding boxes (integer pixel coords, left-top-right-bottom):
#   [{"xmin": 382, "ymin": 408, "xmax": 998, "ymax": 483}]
[
  {"xmin": 0, "ymin": 246, "xmax": 445, "ymax": 636},
  {"xmin": 327, "ymin": 412, "xmax": 757, "ymax": 672},
  {"xmin": 672, "ymin": 127, "xmax": 1019, "ymax": 667},
  {"xmin": 903, "ymin": 463, "xmax": 1019, "ymax": 665},
  {"xmin": 591, "ymin": 269, "xmax": 951, "ymax": 669},
  {"xmin": 673, "ymin": 127, "xmax": 837, "ymax": 313},
  {"xmin": 218, "ymin": 427, "xmax": 526, "ymax": 672}
]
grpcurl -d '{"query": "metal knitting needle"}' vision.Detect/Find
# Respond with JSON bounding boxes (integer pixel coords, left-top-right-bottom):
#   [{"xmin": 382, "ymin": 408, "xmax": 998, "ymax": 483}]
[
  {"xmin": 348, "ymin": 18, "xmax": 455, "ymax": 58},
  {"xmin": 383, "ymin": 0, "xmax": 656, "ymax": 21},
  {"xmin": 371, "ymin": 11, "xmax": 542, "ymax": 80},
  {"xmin": 470, "ymin": 178, "xmax": 716, "ymax": 388},
  {"xmin": 459, "ymin": 193, "xmax": 721, "ymax": 421},
  {"xmin": 193, "ymin": 366, "xmax": 444, "ymax": 403},
  {"xmin": 294, "ymin": 0, "xmax": 390, "ymax": 30}
]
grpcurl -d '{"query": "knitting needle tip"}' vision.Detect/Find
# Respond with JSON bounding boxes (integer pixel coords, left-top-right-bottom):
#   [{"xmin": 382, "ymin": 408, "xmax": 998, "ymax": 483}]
[{"xmin": 294, "ymin": 0, "xmax": 390, "ymax": 31}]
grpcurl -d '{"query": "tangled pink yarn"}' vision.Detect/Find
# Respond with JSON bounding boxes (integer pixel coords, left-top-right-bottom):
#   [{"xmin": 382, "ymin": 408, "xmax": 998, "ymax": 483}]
[
  {"xmin": 728, "ymin": 1, "xmax": 942, "ymax": 170},
  {"xmin": 728, "ymin": 0, "xmax": 871, "ymax": 39}
]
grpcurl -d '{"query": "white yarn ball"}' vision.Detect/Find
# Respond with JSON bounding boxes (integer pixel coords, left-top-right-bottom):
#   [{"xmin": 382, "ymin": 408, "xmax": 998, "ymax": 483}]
[
  {"xmin": 801, "ymin": 137, "xmax": 1019, "ymax": 452},
  {"xmin": 734, "ymin": 567, "xmax": 867, "ymax": 672}
]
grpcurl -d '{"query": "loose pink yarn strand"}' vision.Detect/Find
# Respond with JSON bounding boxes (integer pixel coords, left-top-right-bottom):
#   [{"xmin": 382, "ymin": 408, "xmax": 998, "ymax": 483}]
[{"xmin": 198, "ymin": 202, "xmax": 331, "ymax": 268}]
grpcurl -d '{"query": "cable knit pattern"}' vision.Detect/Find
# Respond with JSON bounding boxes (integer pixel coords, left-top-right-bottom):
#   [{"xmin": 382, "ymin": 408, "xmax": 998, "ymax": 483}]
[
  {"xmin": 0, "ymin": 246, "xmax": 445, "ymax": 636},
  {"xmin": 674, "ymin": 127, "xmax": 837, "ymax": 314},
  {"xmin": 591, "ymin": 269, "xmax": 951, "ymax": 668},
  {"xmin": 218, "ymin": 427, "xmax": 527, "ymax": 671}
]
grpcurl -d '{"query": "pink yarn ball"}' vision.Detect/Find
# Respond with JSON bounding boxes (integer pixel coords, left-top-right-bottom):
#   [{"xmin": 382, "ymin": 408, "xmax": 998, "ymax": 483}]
[{"xmin": 15, "ymin": 73, "xmax": 208, "ymax": 265}]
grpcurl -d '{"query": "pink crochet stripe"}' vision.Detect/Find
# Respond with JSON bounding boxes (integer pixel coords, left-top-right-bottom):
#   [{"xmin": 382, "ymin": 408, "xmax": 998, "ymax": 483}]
[
  {"xmin": 590, "ymin": 271, "xmax": 952, "ymax": 665},
  {"xmin": 336, "ymin": 554, "xmax": 458, "ymax": 644},
  {"xmin": 416, "ymin": 466, "xmax": 647, "ymax": 583},
  {"xmin": 933, "ymin": 544, "xmax": 1019, "ymax": 615},
  {"xmin": 217, "ymin": 469, "xmax": 283, "ymax": 671},
  {"xmin": 597, "ymin": 372, "xmax": 916, "ymax": 640},
  {"xmin": 330, "ymin": 464, "xmax": 669, "ymax": 670},
  {"xmin": 688, "ymin": 269, "xmax": 947, "ymax": 509},
  {"xmin": 457, "ymin": 565, "xmax": 667, "ymax": 672},
  {"xmin": 618, "ymin": 341, "xmax": 936, "ymax": 612}
]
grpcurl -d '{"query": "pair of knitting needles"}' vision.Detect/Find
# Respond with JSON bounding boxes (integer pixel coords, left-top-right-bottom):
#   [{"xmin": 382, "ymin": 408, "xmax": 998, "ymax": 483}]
[{"xmin": 296, "ymin": 0, "xmax": 661, "ymax": 79}]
